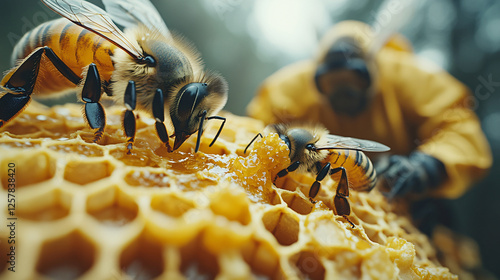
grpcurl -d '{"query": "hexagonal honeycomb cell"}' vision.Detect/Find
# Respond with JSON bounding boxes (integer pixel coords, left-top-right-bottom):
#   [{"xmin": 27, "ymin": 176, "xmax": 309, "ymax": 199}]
[
  {"xmin": 17, "ymin": 189, "xmax": 71, "ymax": 221},
  {"xmin": 86, "ymin": 186, "xmax": 138, "ymax": 226},
  {"xmin": 151, "ymin": 193, "xmax": 195, "ymax": 218},
  {"xmin": 36, "ymin": 230, "xmax": 96, "ymax": 279},
  {"xmin": 64, "ymin": 159, "xmax": 115, "ymax": 185},
  {"xmin": 119, "ymin": 230, "xmax": 165, "ymax": 279},
  {"xmin": 1, "ymin": 151, "xmax": 56, "ymax": 189},
  {"xmin": 0, "ymin": 102, "xmax": 459, "ymax": 279},
  {"xmin": 262, "ymin": 208, "xmax": 300, "ymax": 246}
]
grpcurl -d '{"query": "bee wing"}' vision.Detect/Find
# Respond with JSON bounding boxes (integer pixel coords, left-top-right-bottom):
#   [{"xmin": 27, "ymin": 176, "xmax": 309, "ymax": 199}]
[
  {"xmin": 42, "ymin": 0, "xmax": 144, "ymax": 59},
  {"xmin": 322, "ymin": 134, "xmax": 390, "ymax": 152},
  {"xmin": 367, "ymin": 0, "xmax": 420, "ymax": 57},
  {"xmin": 102, "ymin": 0, "xmax": 171, "ymax": 38}
]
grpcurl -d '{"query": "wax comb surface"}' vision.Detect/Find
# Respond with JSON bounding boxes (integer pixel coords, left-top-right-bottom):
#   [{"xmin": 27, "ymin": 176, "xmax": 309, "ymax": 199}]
[{"xmin": 0, "ymin": 102, "xmax": 456, "ymax": 279}]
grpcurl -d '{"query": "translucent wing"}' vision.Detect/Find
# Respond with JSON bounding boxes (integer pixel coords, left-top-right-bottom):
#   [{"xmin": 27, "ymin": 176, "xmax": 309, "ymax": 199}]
[
  {"xmin": 322, "ymin": 134, "xmax": 390, "ymax": 152},
  {"xmin": 368, "ymin": 0, "xmax": 420, "ymax": 57},
  {"xmin": 102, "ymin": 0, "xmax": 171, "ymax": 37},
  {"xmin": 42, "ymin": 0, "xmax": 144, "ymax": 59}
]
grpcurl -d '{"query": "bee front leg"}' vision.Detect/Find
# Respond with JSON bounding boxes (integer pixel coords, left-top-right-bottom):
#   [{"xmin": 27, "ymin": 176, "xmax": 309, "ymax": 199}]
[
  {"xmin": 122, "ymin": 81, "xmax": 136, "ymax": 154},
  {"xmin": 330, "ymin": 167, "xmax": 355, "ymax": 228},
  {"xmin": 81, "ymin": 63, "xmax": 106, "ymax": 143},
  {"xmin": 274, "ymin": 161, "xmax": 301, "ymax": 183},
  {"xmin": 152, "ymin": 89, "xmax": 172, "ymax": 152}
]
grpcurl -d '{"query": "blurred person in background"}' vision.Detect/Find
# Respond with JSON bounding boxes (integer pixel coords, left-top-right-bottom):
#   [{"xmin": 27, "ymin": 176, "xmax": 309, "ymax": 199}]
[{"xmin": 247, "ymin": 20, "xmax": 492, "ymax": 232}]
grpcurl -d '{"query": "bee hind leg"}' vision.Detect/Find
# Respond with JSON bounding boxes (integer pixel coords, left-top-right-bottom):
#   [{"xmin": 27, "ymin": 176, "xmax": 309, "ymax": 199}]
[
  {"xmin": 81, "ymin": 63, "xmax": 106, "ymax": 143},
  {"xmin": 122, "ymin": 81, "xmax": 137, "ymax": 154},
  {"xmin": 331, "ymin": 167, "xmax": 355, "ymax": 228},
  {"xmin": 0, "ymin": 92, "xmax": 32, "ymax": 129},
  {"xmin": 0, "ymin": 47, "xmax": 46, "ymax": 128},
  {"xmin": 1, "ymin": 46, "xmax": 81, "ymax": 129},
  {"xmin": 334, "ymin": 196, "xmax": 355, "ymax": 228}
]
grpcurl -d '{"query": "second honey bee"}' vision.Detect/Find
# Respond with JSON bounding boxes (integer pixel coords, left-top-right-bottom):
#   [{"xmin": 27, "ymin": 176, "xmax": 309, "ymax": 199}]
[
  {"xmin": 0, "ymin": 0, "xmax": 228, "ymax": 153},
  {"xmin": 245, "ymin": 124, "xmax": 390, "ymax": 227}
]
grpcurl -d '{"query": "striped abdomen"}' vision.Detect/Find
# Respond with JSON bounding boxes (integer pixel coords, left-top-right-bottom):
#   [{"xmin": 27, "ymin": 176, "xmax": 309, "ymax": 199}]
[
  {"xmin": 10, "ymin": 18, "xmax": 116, "ymax": 95},
  {"xmin": 326, "ymin": 149, "xmax": 377, "ymax": 192}
]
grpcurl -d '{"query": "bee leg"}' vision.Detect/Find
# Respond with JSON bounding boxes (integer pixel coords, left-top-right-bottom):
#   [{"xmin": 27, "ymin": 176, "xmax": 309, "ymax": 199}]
[
  {"xmin": 42, "ymin": 47, "xmax": 81, "ymax": 85},
  {"xmin": 152, "ymin": 89, "xmax": 172, "ymax": 152},
  {"xmin": 244, "ymin": 133, "xmax": 263, "ymax": 154},
  {"xmin": 122, "ymin": 81, "xmax": 136, "ymax": 154},
  {"xmin": 0, "ymin": 47, "xmax": 45, "ymax": 128},
  {"xmin": 330, "ymin": 167, "xmax": 354, "ymax": 228},
  {"xmin": 81, "ymin": 63, "xmax": 106, "ymax": 143},
  {"xmin": 274, "ymin": 161, "xmax": 301, "ymax": 183},
  {"xmin": 330, "ymin": 167, "xmax": 349, "ymax": 197},
  {"xmin": 0, "ymin": 47, "xmax": 81, "ymax": 128},
  {"xmin": 308, "ymin": 163, "xmax": 331, "ymax": 204},
  {"xmin": 334, "ymin": 196, "xmax": 355, "ymax": 228},
  {"xmin": 0, "ymin": 92, "xmax": 31, "ymax": 129}
]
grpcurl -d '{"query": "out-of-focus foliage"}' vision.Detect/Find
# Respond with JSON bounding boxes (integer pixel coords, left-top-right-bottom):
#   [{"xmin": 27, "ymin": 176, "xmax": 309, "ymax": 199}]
[{"xmin": 0, "ymin": 0, "xmax": 498, "ymax": 277}]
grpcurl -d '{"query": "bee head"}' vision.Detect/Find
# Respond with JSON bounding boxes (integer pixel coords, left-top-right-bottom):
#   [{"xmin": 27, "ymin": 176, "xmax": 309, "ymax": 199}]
[
  {"xmin": 170, "ymin": 73, "xmax": 228, "ymax": 150},
  {"xmin": 269, "ymin": 124, "xmax": 328, "ymax": 171},
  {"xmin": 286, "ymin": 128, "xmax": 316, "ymax": 162}
]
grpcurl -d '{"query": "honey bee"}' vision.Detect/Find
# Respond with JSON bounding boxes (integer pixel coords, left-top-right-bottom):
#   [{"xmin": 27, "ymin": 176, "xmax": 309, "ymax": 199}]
[
  {"xmin": 245, "ymin": 124, "xmax": 390, "ymax": 227},
  {"xmin": 0, "ymin": 0, "xmax": 228, "ymax": 153}
]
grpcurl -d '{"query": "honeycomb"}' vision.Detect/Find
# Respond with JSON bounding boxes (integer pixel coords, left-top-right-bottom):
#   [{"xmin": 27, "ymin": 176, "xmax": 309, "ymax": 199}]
[{"xmin": 0, "ymin": 101, "xmax": 457, "ymax": 279}]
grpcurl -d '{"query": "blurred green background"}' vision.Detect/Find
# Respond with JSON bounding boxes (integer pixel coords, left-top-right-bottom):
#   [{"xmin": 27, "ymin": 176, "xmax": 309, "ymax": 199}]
[{"xmin": 1, "ymin": 0, "xmax": 499, "ymax": 278}]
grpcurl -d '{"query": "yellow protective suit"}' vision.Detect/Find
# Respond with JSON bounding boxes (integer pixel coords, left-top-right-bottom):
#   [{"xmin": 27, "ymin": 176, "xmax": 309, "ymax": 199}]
[{"xmin": 247, "ymin": 21, "xmax": 492, "ymax": 199}]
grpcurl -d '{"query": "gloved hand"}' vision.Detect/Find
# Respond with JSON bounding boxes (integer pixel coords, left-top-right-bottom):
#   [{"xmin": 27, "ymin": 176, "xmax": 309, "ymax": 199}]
[{"xmin": 376, "ymin": 151, "xmax": 447, "ymax": 199}]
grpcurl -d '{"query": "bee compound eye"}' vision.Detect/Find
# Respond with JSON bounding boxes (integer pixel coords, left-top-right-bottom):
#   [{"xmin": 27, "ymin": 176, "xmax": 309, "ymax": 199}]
[
  {"xmin": 279, "ymin": 134, "xmax": 291, "ymax": 150},
  {"xmin": 139, "ymin": 55, "xmax": 156, "ymax": 67},
  {"xmin": 306, "ymin": 144, "xmax": 315, "ymax": 151}
]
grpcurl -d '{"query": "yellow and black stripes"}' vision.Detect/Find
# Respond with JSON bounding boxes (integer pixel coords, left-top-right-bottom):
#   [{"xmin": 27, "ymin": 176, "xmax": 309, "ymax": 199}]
[
  {"xmin": 57, "ymin": 20, "xmax": 74, "ymax": 54},
  {"xmin": 326, "ymin": 149, "xmax": 377, "ymax": 192},
  {"xmin": 13, "ymin": 18, "xmax": 116, "ymax": 75},
  {"xmin": 11, "ymin": 20, "xmax": 54, "ymax": 64},
  {"xmin": 9, "ymin": 18, "xmax": 117, "ymax": 96}
]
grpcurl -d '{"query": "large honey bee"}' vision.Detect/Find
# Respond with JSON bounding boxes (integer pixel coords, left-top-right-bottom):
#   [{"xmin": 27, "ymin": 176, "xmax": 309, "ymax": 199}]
[
  {"xmin": 0, "ymin": 0, "xmax": 228, "ymax": 153},
  {"xmin": 245, "ymin": 124, "xmax": 390, "ymax": 227}
]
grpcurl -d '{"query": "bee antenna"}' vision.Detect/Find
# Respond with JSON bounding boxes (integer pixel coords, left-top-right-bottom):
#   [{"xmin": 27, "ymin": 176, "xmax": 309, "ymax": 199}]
[
  {"xmin": 206, "ymin": 115, "xmax": 226, "ymax": 147},
  {"xmin": 195, "ymin": 110, "xmax": 208, "ymax": 153},
  {"xmin": 306, "ymin": 144, "xmax": 317, "ymax": 151},
  {"xmin": 244, "ymin": 133, "xmax": 263, "ymax": 154}
]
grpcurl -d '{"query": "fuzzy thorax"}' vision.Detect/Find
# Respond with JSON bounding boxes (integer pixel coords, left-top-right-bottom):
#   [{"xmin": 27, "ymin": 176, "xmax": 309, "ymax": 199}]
[{"xmin": 109, "ymin": 25, "xmax": 205, "ymax": 117}]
